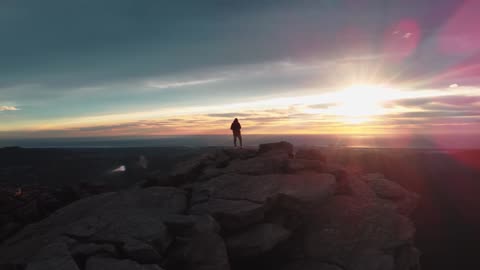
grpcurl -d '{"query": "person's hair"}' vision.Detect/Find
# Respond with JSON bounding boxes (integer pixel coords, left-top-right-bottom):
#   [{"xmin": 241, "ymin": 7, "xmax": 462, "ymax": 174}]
[{"xmin": 234, "ymin": 118, "xmax": 238, "ymax": 121}]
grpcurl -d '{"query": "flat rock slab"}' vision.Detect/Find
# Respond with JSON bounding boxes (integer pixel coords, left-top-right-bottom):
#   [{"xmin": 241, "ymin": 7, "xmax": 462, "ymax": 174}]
[
  {"xmin": 187, "ymin": 232, "xmax": 231, "ymax": 270},
  {"xmin": 195, "ymin": 172, "xmax": 336, "ymax": 204},
  {"xmin": 281, "ymin": 261, "xmax": 343, "ymax": 270},
  {"xmin": 304, "ymin": 195, "xmax": 415, "ymax": 265},
  {"xmin": 122, "ymin": 238, "xmax": 163, "ymax": 264},
  {"xmin": 221, "ymin": 155, "xmax": 290, "ymax": 176},
  {"xmin": 258, "ymin": 141, "xmax": 294, "ymax": 157},
  {"xmin": 70, "ymin": 243, "xmax": 117, "ymax": 258},
  {"xmin": 190, "ymin": 173, "xmax": 336, "ymax": 230},
  {"xmin": 85, "ymin": 256, "xmax": 163, "ymax": 270},
  {"xmin": 226, "ymin": 223, "xmax": 291, "ymax": 259},
  {"xmin": 362, "ymin": 174, "xmax": 419, "ymax": 215},
  {"xmin": 0, "ymin": 187, "xmax": 186, "ymax": 264},
  {"xmin": 286, "ymin": 159, "xmax": 326, "ymax": 173},
  {"xmin": 189, "ymin": 199, "xmax": 265, "ymax": 231},
  {"xmin": 295, "ymin": 148, "xmax": 327, "ymax": 161},
  {"xmin": 26, "ymin": 242, "xmax": 79, "ymax": 270}
]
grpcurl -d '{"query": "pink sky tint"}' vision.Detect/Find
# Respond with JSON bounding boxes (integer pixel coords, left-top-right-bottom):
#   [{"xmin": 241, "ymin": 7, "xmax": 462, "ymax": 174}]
[
  {"xmin": 438, "ymin": 0, "xmax": 480, "ymax": 55},
  {"xmin": 383, "ymin": 19, "xmax": 422, "ymax": 62}
]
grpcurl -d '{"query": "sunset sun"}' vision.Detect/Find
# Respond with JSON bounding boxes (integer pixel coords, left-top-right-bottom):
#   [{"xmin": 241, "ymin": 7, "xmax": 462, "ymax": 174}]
[{"xmin": 328, "ymin": 85, "xmax": 392, "ymax": 124}]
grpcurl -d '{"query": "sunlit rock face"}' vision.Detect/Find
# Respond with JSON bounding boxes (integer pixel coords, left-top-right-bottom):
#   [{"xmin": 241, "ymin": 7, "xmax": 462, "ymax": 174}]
[{"xmin": 0, "ymin": 142, "xmax": 420, "ymax": 270}]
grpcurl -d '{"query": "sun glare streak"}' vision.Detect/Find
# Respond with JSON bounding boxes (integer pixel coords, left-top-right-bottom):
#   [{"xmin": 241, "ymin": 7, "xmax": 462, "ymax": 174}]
[
  {"xmin": 311, "ymin": 85, "xmax": 401, "ymax": 124},
  {"xmin": 2, "ymin": 82, "xmax": 476, "ymax": 134}
]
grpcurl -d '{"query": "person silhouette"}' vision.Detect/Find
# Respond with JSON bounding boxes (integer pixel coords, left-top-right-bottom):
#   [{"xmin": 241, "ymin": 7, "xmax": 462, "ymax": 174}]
[{"xmin": 230, "ymin": 118, "xmax": 242, "ymax": 148}]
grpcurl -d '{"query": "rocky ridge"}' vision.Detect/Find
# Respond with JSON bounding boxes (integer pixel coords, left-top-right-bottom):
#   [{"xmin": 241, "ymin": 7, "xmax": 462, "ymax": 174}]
[{"xmin": 0, "ymin": 142, "xmax": 420, "ymax": 270}]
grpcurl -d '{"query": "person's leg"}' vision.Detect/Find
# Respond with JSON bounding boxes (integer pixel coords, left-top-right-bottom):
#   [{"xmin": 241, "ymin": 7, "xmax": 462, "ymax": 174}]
[
  {"xmin": 233, "ymin": 134, "xmax": 237, "ymax": 147},
  {"xmin": 239, "ymin": 134, "xmax": 243, "ymax": 148}
]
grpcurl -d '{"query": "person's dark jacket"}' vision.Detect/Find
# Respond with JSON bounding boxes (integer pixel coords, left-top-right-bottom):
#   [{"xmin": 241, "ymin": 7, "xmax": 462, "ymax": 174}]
[{"xmin": 230, "ymin": 121, "xmax": 241, "ymax": 133}]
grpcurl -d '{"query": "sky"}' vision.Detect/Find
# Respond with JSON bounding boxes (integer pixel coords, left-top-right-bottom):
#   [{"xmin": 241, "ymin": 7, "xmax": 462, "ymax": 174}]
[{"xmin": 1, "ymin": 0, "xmax": 479, "ymax": 138}]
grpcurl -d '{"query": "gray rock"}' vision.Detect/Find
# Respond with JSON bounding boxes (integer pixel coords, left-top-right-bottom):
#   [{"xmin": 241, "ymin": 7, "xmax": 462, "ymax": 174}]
[
  {"xmin": 258, "ymin": 141, "xmax": 294, "ymax": 157},
  {"xmin": 162, "ymin": 214, "xmax": 221, "ymax": 234},
  {"xmin": 286, "ymin": 159, "xmax": 325, "ymax": 173},
  {"xmin": 189, "ymin": 198, "xmax": 265, "ymax": 231},
  {"xmin": 0, "ymin": 187, "xmax": 186, "ymax": 264},
  {"xmin": 281, "ymin": 261, "xmax": 343, "ymax": 270},
  {"xmin": 139, "ymin": 173, "xmax": 175, "ymax": 188},
  {"xmin": 222, "ymin": 148, "xmax": 257, "ymax": 160},
  {"xmin": 26, "ymin": 241, "xmax": 79, "ymax": 270},
  {"xmin": 191, "ymin": 215, "xmax": 221, "ymax": 234},
  {"xmin": 70, "ymin": 243, "xmax": 117, "ymax": 257},
  {"xmin": 0, "ymin": 221, "xmax": 21, "ymax": 242},
  {"xmin": 295, "ymin": 148, "xmax": 326, "ymax": 161},
  {"xmin": 226, "ymin": 223, "xmax": 291, "ymax": 259},
  {"xmin": 66, "ymin": 215, "xmax": 110, "ymax": 238},
  {"xmin": 26, "ymin": 257, "xmax": 80, "ymax": 270},
  {"xmin": 0, "ymin": 144, "xmax": 421, "ymax": 270},
  {"xmin": 212, "ymin": 149, "xmax": 231, "ymax": 168},
  {"xmin": 362, "ymin": 174, "xmax": 419, "ymax": 215},
  {"xmin": 349, "ymin": 250, "xmax": 394, "ymax": 270},
  {"xmin": 85, "ymin": 256, "xmax": 163, "ymax": 270},
  {"xmin": 97, "ymin": 187, "xmax": 187, "ymax": 214},
  {"xmin": 221, "ymin": 155, "xmax": 289, "ymax": 175},
  {"xmin": 304, "ymin": 195, "xmax": 415, "ymax": 266},
  {"xmin": 169, "ymin": 153, "xmax": 216, "ymax": 183},
  {"xmin": 122, "ymin": 238, "xmax": 163, "ymax": 264},
  {"xmin": 362, "ymin": 174, "xmax": 408, "ymax": 200},
  {"xmin": 187, "ymin": 232, "xmax": 230, "ymax": 270},
  {"xmin": 195, "ymin": 172, "xmax": 336, "ymax": 205},
  {"xmin": 198, "ymin": 166, "xmax": 224, "ymax": 182},
  {"xmin": 394, "ymin": 245, "xmax": 421, "ymax": 270},
  {"xmin": 89, "ymin": 210, "xmax": 172, "ymax": 251},
  {"xmin": 190, "ymin": 172, "xmax": 336, "ymax": 230},
  {"xmin": 343, "ymin": 176, "xmax": 378, "ymax": 202}
]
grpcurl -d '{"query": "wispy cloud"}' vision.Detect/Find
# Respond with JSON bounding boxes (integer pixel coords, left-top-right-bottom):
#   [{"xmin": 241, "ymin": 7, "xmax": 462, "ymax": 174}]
[
  {"xmin": 207, "ymin": 113, "xmax": 254, "ymax": 118},
  {"xmin": 0, "ymin": 106, "xmax": 18, "ymax": 111},
  {"xmin": 147, "ymin": 78, "xmax": 223, "ymax": 89}
]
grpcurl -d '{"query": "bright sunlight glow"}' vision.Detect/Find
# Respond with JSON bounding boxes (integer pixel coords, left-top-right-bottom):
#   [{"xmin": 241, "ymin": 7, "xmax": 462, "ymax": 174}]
[{"xmin": 327, "ymin": 85, "xmax": 395, "ymax": 124}]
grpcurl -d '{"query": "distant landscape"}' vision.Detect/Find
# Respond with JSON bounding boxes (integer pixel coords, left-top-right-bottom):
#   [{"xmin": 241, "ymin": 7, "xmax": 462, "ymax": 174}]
[{"xmin": 2, "ymin": 134, "xmax": 480, "ymax": 149}]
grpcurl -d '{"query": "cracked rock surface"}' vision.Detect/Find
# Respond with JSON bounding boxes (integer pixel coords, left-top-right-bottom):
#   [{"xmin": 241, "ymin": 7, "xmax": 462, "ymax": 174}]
[{"xmin": 0, "ymin": 142, "xmax": 421, "ymax": 270}]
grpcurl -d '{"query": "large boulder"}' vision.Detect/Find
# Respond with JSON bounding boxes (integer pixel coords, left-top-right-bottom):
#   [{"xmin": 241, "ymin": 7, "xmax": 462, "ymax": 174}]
[
  {"xmin": 226, "ymin": 223, "xmax": 291, "ymax": 259},
  {"xmin": 197, "ymin": 154, "xmax": 290, "ymax": 181},
  {"xmin": 258, "ymin": 141, "xmax": 294, "ymax": 157},
  {"xmin": 160, "ymin": 214, "xmax": 221, "ymax": 235},
  {"xmin": 70, "ymin": 243, "xmax": 117, "ymax": 258},
  {"xmin": 362, "ymin": 173, "xmax": 409, "ymax": 200},
  {"xmin": 285, "ymin": 159, "xmax": 325, "ymax": 174},
  {"xmin": 122, "ymin": 238, "xmax": 163, "ymax": 264},
  {"xmin": 169, "ymin": 152, "xmax": 217, "ymax": 184},
  {"xmin": 304, "ymin": 195, "xmax": 415, "ymax": 268},
  {"xmin": 349, "ymin": 250, "xmax": 395, "ymax": 270},
  {"xmin": 25, "ymin": 241, "xmax": 79, "ymax": 270},
  {"xmin": 189, "ymin": 173, "xmax": 336, "ymax": 230},
  {"xmin": 281, "ymin": 261, "xmax": 343, "ymax": 270},
  {"xmin": 85, "ymin": 256, "xmax": 163, "ymax": 270},
  {"xmin": 295, "ymin": 148, "xmax": 326, "ymax": 161},
  {"xmin": 187, "ymin": 232, "xmax": 230, "ymax": 270},
  {"xmin": 170, "ymin": 149, "xmax": 260, "ymax": 183},
  {"xmin": 0, "ymin": 185, "xmax": 76, "ymax": 242},
  {"xmin": 194, "ymin": 173, "xmax": 336, "ymax": 204},
  {"xmin": 189, "ymin": 199, "xmax": 265, "ymax": 231},
  {"xmin": 394, "ymin": 244, "xmax": 421, "ymax": 270},
  {"xmin": 222, "ymin": 155, "xmax": 290, "ymax": 176},
  {"xmin": 222, "ymin": 148, "xmax": 257, "ymax": 160},
  {"xmin": 362, "ymin": 174, "xmax": 419, "ymax": 215},
  {"xmin": 0, "ymin": 187, "xmax": 187, "ymax": 265}
]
